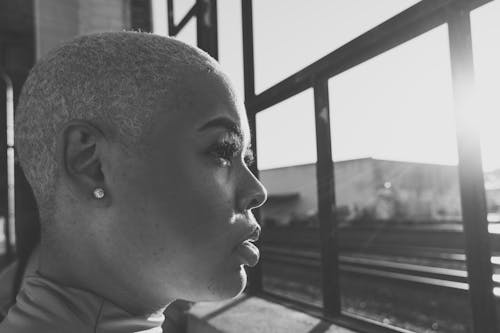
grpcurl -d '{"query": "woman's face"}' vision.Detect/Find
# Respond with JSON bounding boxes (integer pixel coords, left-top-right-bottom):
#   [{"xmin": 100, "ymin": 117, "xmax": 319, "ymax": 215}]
[{"xmin": 102, "ymin": 70, "xmax": 267, "ymax": 306}]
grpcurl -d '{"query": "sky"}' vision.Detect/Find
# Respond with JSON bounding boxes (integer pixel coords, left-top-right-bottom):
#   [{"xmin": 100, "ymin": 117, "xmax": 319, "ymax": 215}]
[{"xmin": 152, "ymin": 0, "xmax": 500, "ymax": 171}]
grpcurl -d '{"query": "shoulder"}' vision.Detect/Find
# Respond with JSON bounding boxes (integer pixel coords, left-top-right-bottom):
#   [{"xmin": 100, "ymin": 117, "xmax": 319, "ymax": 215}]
[
  {"xmin": 0, "ymin": 260, "xmax": 18, "ymax": 319},
  {"xmin": 0, "ymin": 275, "xmax": 101, "ymax": 333}
]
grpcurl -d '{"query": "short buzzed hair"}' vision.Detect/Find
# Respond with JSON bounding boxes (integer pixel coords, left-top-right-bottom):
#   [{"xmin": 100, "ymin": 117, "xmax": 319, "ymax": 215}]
[{"xmin": 15, "ymin": 31, "xmax": 219, "ymax": 221}]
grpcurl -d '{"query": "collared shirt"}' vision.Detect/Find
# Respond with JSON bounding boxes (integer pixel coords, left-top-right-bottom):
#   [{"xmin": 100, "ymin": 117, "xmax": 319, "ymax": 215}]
[{"xmin": 0, "ymin": 273, "xmax": 165, "ymax": 333}]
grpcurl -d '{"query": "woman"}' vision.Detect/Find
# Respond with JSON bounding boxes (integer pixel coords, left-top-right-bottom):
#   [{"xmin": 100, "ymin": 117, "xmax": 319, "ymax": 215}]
[{"xmin": 0, "ymin": 31, "xmax": 267, "ymax": 332}]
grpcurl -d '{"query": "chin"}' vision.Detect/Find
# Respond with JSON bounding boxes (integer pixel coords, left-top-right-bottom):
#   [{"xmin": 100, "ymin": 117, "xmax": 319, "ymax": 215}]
[{"xmin": 202, "ymin": 265, "xmax": 248, "ymax": 302}]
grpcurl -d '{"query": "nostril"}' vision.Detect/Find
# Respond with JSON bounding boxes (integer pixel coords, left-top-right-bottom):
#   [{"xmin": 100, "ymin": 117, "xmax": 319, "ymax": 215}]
[
  {"xmin": 249, "ymin": 198, "xmax": 259, "ymax": 208},
  {"xmin": 249, "ymin": 191, "xmax": 266, "ymax": 210},
  {"xmin": 241, "ymin": 176, "xmax": 268, "ymax": 211}
]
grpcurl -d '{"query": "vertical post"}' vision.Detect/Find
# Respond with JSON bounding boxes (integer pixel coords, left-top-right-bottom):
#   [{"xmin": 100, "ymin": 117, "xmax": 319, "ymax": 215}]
[
  {"xmin": 196, "ymin": 0, "xmax": 218, "ymax": 60},
  {"xmin": 241, "ymin": 0, "xmax": 261, "ymax": 294},
  {"xmin": 313, "ymin": 79, "xmax": 341, "ymax": 316},
  {"xmin": 448, "ymin": 8, "xmax": 498, "ymax": 333},
  {"xmin": 1, "ymin": 73, "xmax": 14, "ymax": 261},
  {"xmin": 246, "ymin": 112, "xmax": 262, "ymax": 294},
  {"xmin": 241, "ymin": 0, "xmax": 255, "ymax": 101},
  {"xmin": 130, "ymin": 0, "xmax": 152, "ymax": 32},
  {"xmin": 166, "ymin": 0, "xmax": 175, "ymax": 35},
  {"xmin": 6, "ymin": 75, "xmax": 14, "ymax": 261}
]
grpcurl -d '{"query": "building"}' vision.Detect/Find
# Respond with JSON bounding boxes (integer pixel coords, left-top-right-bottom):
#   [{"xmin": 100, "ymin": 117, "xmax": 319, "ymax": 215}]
[
  {"xmin": 259, "ymin": 158, "xmax": 468, "ymax": 226},
  {"xmin": 484, "ymin": 169, "xmax": 500, "ymax": 222}
]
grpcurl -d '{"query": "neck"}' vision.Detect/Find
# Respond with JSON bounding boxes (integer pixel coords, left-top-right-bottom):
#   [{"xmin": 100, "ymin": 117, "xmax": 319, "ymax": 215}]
[{"xmin": 38, "ymin": 235, "xmax": 172, "ymax": 316}]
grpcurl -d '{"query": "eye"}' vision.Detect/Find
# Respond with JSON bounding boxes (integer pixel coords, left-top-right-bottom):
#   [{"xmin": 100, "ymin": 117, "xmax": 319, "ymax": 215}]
[
  {"xmin": 244, "ymin": 149, "xmax": 255, "ymax": 167},
  {"xmin": 211, "ymin": 141, "xmax": 240, "ymax": 167}
]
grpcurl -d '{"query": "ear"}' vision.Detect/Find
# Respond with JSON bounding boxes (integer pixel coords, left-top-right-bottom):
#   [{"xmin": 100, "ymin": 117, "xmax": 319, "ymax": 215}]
[{"xmin": 60, "ymin": 121, "xmax": 107, "ymax": 202}]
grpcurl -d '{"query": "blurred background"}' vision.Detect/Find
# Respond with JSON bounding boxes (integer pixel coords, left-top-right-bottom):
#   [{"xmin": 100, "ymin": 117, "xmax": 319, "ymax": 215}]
[{"xmin": 0, "ymin": 1, "xmax": 499, "ymax": 332}]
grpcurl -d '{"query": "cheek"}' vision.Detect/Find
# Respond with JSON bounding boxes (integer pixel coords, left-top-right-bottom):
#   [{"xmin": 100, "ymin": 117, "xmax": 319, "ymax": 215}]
[
  {"xmin": 110, "ymin": 151, "xmax": 237, "ymax": 259},
  {"xmin": 150, "ymin": 160, "xmax": 234, "ymax": 231}
]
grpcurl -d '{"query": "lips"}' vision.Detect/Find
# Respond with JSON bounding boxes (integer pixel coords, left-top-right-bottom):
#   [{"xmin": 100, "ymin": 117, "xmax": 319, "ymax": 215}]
[
  {"xmin": 234, "ymin": 225, "xmax": 261, "ymax": 267},
  {"xmin": 235, "ymin": 241, "xmax": 260, "ymax": 267},
  {"xmin": 245, "ymin": 226, "xmax": 260, "ymax": 243}
]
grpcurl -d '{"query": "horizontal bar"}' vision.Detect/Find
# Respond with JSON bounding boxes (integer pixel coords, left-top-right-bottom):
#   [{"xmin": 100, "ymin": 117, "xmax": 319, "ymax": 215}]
[
  {"xmin": 246, "ymin": 0, "xmax": 493, "ymax": 114},
  {"xmin": 341, "ymin": 265, "xmax": 469, "ymax": 291},
  {"xmin": 340, "ymin": 256, "xmax": 467, "ymax": 279},
  {"xmin": 340, "ymin": 312, "xmax": 418, "ymax": 333},
  {"xmin": 262, "ymin": 250, "xmax": 492, "ymax": 291}
]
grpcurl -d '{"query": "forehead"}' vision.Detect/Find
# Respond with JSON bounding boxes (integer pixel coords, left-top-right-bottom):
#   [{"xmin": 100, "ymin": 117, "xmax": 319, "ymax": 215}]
[{"xmin": 155, "ymin": 69, "xmax": 250, "ymax": 142}]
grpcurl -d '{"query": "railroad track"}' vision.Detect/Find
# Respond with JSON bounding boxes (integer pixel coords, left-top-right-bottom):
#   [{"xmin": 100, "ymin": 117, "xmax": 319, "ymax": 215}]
[
  {"xmin": 261, "ymin": 225, "xmax": 500, "ymax": 253},
  {"xmin": 260, "ymin": 225, "xmax": 500, "ymax": 294}
]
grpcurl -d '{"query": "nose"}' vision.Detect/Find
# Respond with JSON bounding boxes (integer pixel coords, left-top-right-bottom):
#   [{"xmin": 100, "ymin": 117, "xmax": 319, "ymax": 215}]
[{"xmin": 238, "ymin": 168, "xmax": 268, "ymax": 212}]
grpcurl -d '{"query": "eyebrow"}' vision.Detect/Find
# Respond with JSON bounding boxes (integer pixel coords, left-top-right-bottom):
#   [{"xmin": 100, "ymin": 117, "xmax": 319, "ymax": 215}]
[{"xmin": 198, "ymin": 117, "xmax": 245, "ymax": 143}]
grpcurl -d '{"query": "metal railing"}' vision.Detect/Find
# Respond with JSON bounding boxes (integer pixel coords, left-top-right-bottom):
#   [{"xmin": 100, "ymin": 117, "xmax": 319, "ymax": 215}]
[
  {"xmin": 261, "ymin": 225, "xmax": 500, "ymax": 293},
  {"xmin": 168, "ymin": 0, "xmax": 499, "ymax": 332}
]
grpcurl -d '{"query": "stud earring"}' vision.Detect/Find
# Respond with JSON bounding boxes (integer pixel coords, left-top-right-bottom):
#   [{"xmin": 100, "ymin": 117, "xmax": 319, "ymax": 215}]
[{"xmin": 93, "ymin": 188, "xmax": 105, "ymax": 199}]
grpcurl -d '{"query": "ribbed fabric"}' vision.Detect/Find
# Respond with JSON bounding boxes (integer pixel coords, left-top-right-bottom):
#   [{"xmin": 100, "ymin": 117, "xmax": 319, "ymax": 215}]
[{"xmin": 0, "ymin": 274, "xmax": 164, "ymax": 333}]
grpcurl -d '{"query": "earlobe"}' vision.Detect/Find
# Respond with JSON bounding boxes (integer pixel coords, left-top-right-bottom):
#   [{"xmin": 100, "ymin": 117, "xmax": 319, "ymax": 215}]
[
  {"xmin": 62, "ymin": 121, "xmax": 106, "ymax": 198},
  {"xmin": 92, "ymin": 188, "xmax": 105, "ymax": 200}
]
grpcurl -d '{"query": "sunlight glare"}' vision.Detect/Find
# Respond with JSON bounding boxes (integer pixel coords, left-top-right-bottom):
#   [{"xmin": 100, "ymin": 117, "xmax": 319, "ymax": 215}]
[{"xmin": 471, "ymin": 0, "xmax": 500, "ymax": 171}]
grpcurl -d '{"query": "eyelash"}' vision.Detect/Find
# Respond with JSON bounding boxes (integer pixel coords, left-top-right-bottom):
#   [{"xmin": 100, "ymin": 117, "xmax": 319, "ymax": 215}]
[{"xmin": 211, "ymin": 141, "xmax": 255, "ymax": 168}]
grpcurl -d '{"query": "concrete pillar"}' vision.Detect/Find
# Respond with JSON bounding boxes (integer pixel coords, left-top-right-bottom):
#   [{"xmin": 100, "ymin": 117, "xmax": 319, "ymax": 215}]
[{"xmin": 34, "ymin": 0, "xmax": 133, "ymax": 59}]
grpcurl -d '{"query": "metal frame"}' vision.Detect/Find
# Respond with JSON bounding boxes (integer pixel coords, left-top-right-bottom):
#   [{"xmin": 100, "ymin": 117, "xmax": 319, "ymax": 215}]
[
  {"xmin": 245, "ymin": 0, "xmax": 490, "ymax": 112},
  {"xmin": 167, "ymin": 0, "xmax": 218, "ymax": 60},
  {"xmin": 169, "ymin": 0, "xmax": 498, "ymax": 331},
  {"xmin": 1, "ymin": 71, "xmax": 14, "ymax": 261},
  {"xmin": 313, "ymin": 79, "xmax": 340, "ymax": 316},
  {"xmin": 241, "ymin": 0, "xmax": 262, "ymax": 294},
  {"xmin": 448, "ymin": 4, "xmax": 497, "ymax": 333},
  {"xmin": 240, "ymin": 0, "xmax": 498, "ymax": 332}
]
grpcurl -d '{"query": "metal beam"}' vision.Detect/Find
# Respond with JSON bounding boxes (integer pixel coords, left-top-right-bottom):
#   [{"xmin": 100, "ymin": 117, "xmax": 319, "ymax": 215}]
[
  {"xmin": 313, "ymin": 79, "xmax": 340, "ymax": 316},
  {"xmin": 241, "ymin": 0, "xmax": 262, "ymax": 294},
  {"xmin": 196, "ymin": 0, "xmax": 218, "ymax": 60},
  {"xmin": 166, "ymin": 0, "xmax": 175, "ymax": 35},
  {"xmin": 448, "ymin": 6, "xmax": 498, "ymax": 333},
  {"xmin": 175, "ymin": 5, "xmax": 197, "ymax": 36},
  {"xmin": 166, "ymin": 0, "xmax": 218, "ymax": 59},
  {"xmin": 166, "ymin": 1, "xmax": 197, "ymax": 36},
  {"xmin": 247, "ymin": 0, "xmax": 494, "ymax": 114},
  {"xmin": 241, "ymin": 0, "xmax": 255, "ymax": 101},
  {"xmin": 1, "ymin": 71, "xmax": 13, "ymax": 260},
  {"xmin": 246, "ymin": 111, "xmax": 262, "ymax": 294}
]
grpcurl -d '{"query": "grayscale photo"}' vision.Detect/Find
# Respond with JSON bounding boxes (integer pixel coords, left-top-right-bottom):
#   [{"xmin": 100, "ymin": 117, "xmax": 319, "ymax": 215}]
[{"xmin": 0, "ymin": 1, "xmax": 499, "ymax": 332}]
